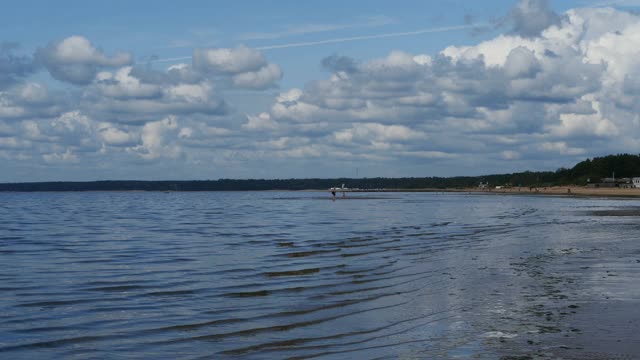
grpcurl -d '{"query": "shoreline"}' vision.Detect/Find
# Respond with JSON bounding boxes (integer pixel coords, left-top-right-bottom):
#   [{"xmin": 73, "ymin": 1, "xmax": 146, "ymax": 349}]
[
  {"xmin": 2, "ymin": 186, "xmax": 640, "ymax": 198},
  {"xmin": 315, "ymin": 186, "xmax": 640, "ymax": 198},
  {"xmin": 461, "ymin": 186, "xmax": 640, "ymax": 198}
]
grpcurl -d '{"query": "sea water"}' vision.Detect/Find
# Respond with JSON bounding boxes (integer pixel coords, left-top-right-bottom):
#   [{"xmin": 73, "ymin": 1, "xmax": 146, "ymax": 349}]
[{"xmin": 1, "ymin": 191, "xmax": 639, "ymax": 359}]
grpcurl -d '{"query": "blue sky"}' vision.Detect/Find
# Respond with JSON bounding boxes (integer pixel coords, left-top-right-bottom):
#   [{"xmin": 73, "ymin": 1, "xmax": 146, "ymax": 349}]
[
  {"xmin": 1, "ymin": 0, "xmax": 586, "ymax": 88},
  {"xmin": 2, "ymin": 0, "xmax": 640, "ymax": 181}
]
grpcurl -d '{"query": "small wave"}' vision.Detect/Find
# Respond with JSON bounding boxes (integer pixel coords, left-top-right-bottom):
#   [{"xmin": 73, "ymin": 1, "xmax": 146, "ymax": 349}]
[
  {"xmin": 225, "ymin": 290, "xmax": 271, "ymax": 298},
  {"xmin": 0, "ymin": 335, "xmax": 118, "ymax": 352},
  {"xmin": 154, "ymin": 301, "xmax": 409, "ymax": 345},
  {"xmin": 85, "ymin": 285, "xmax": 150, "ymax": 292},
  {"xmin": 264, "ymin": 268, "xmax": 320, "ymax": 277},
  {"xmin": 278, "ymin": 249, "xmax": 341, "ymax": 258},
  {"xmin": 140, "ymin": 289, "xmax": 201, "ymax": 297},
  {"xmin": 17, "ymin": 299, "xmax": 98, "ymax": 307}
]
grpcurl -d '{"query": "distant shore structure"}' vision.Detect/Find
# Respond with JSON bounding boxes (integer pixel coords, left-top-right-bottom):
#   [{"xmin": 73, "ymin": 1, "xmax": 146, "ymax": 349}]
[{"xmin": 588, "ymin": 176, "xmax": 637, "ymax": 189}]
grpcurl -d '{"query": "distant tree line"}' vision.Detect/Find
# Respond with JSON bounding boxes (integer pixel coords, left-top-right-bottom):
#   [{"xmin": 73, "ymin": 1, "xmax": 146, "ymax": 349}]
[{"xmin": 2, "ymin": 154, "xmax": 640, "ymax": 192}]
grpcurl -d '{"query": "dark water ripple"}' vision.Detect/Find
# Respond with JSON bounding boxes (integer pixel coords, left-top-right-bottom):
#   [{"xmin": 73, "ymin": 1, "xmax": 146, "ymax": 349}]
[{"xmin": 1, "ymin": 191, "xmax": 638, "ymax": 358}]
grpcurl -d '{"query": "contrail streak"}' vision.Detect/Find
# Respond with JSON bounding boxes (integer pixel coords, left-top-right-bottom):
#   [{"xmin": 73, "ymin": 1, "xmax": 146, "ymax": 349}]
[
  {"xmin": 255, "ymin": 24, "xmax": 480, "ymax": 50},
  {"xmin": 147, "ymin": 24, "xmax": 481, "ymax": 63}
]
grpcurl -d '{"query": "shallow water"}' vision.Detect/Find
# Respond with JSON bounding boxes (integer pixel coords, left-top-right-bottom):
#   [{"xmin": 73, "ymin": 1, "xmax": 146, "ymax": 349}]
[{"xmin": 1, "ymin": 191, "xmax": 639, "ymax": 359}]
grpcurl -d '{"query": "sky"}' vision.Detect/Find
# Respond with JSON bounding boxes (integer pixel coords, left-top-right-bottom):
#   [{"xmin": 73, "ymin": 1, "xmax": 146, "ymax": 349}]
[{"xmin": 2, "ymin": 0, "xmax": 640, "ymax": 181}]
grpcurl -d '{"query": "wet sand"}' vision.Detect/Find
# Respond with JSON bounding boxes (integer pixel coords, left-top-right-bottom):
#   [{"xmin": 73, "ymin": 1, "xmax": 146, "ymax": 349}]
[
  {"xmin": 486, "ymin": 211, "xmax": 640, "ymax": 359},
  {"xmin": 492, "ymin": 248, "xmax": 640, "ymax": 359}
]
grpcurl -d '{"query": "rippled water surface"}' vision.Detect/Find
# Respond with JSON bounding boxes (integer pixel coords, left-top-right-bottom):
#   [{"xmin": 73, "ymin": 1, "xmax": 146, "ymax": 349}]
[{"xmin": 2, "ymin": 191, "xmax": 640, "ymax": 359}]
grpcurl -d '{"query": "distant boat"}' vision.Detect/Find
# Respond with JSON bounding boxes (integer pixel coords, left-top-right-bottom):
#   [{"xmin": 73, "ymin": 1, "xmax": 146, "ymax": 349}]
[
  {"xmin": 329, "ymin": 184, "xmax": 352, "ymax": 198},
  {"xmin": 329, "ymin": 184, "xmax": 348, "ymax": 192}
]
